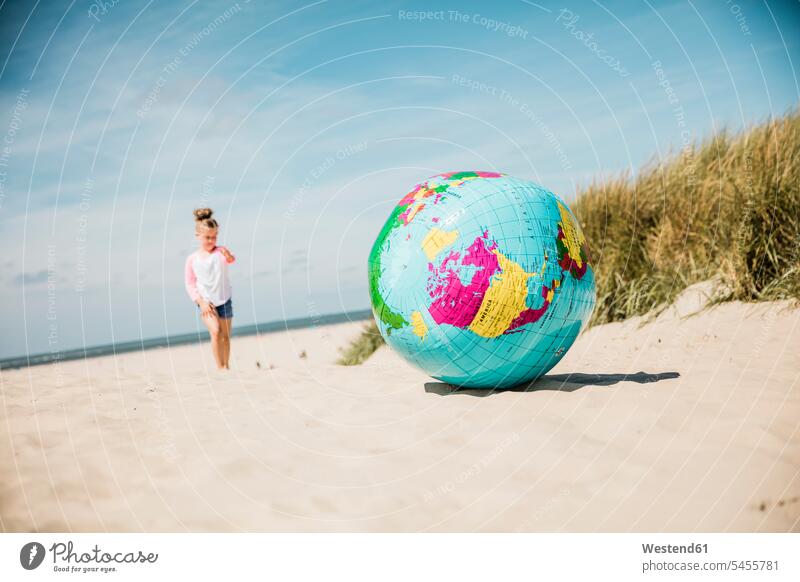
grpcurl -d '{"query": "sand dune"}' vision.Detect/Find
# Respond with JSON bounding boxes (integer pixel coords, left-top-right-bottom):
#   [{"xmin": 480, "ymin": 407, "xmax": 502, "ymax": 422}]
[{"xmin": 1, "ymin": 286, "xmax": 798, "ymax": 532}]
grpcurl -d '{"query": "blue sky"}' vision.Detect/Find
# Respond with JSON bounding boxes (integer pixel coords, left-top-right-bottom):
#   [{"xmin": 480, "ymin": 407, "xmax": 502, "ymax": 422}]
[{"xmin": 0, "ymin": 0, "xmax": 798, "ymax": 359}]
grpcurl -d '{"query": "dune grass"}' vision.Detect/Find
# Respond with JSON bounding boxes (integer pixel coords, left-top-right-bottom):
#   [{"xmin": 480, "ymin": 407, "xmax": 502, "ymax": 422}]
[
  {"xmin": 574, "ymin": 107, "xmax": 800, "ymax": 325},
  {"xmin": 336, "ymin": 320, "xmax": 384, "ymax": 365},
  {"xmin": 340, "ymin": 108, "xmax": 800, "ymax": 363}
]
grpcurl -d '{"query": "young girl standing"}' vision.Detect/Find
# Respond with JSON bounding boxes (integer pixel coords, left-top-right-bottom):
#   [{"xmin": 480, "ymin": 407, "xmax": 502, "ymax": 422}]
[{"xmin": 185, "ymin": 208, "xmax": 236, "ymax": 370}]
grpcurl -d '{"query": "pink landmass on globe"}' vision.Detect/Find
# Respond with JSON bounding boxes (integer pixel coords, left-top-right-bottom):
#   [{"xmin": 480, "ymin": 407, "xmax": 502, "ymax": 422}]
[{"xmin": 427, "ymin": 231, "xmax": 500, "ymax": 328}]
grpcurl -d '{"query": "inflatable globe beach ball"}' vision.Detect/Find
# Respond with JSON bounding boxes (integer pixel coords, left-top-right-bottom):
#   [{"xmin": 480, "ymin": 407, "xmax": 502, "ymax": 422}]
[{"xmin": 368, "ymin": 171, "xmax": 596, "ymax": 389}]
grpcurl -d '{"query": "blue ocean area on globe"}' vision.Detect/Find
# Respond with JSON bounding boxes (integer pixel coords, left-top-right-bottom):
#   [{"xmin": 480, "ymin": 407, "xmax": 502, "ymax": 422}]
[{"xmin": 368, "ymin": 171, "xmax": 596, "ymax": 388}]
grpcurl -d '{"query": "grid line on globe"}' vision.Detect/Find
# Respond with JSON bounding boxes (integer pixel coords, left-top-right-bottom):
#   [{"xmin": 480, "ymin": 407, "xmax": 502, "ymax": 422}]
[{"xmin": 368, "ymin": 171, "xmax": 596, "ymax": 389}]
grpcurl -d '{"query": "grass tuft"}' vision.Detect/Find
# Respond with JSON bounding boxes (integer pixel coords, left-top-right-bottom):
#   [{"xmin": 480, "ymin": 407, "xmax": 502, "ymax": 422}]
[{"xmin": 336, "ymin": 321, "xmax": 385, "ymax": 365}]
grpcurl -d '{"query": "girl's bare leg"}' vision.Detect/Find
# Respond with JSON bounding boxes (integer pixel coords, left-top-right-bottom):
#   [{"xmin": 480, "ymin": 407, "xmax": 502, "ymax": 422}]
[
  {"xmin": 220, "ymin": 317, "xmax": 233, "ymax": 369},
  {"xmin": 201, "ymin": 311, "xmax": 224, "ymax": 369}
]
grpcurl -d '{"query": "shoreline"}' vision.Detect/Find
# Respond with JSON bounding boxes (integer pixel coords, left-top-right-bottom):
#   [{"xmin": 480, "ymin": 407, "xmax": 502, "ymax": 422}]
[{"xmin": 0, "ymin": 308, "xmax": 372, "ymax": 371}]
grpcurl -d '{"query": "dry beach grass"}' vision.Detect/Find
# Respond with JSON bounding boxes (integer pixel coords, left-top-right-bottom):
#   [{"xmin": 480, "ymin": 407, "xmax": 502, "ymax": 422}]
[{"xmin": 574, "ymin": 107, "xmax": 800, "ymax": 325}]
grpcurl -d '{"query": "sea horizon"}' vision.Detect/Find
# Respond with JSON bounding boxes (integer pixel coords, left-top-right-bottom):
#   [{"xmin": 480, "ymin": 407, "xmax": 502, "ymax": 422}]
[{"xmin": 0, "ymin": 308, "xmax": 373, "ymax": 371}]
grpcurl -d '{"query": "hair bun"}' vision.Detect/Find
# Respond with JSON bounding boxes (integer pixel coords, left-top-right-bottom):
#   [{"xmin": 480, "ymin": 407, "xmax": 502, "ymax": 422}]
[{"xmin": 194, "ymin": 207, "xmax": 213, "ymax": 221}]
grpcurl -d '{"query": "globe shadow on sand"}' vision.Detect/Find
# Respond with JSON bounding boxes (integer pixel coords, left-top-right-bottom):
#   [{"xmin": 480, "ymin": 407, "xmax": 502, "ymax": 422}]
[{"xmin": 424, "ymin": 371, "xmax": 681, "ymax": 397}]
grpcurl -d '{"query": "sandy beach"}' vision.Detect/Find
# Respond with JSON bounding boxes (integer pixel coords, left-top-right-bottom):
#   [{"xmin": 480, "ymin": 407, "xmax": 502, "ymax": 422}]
[{"xmin": 1, "ymin": 285, "xmax": 798, "ymax": 532}]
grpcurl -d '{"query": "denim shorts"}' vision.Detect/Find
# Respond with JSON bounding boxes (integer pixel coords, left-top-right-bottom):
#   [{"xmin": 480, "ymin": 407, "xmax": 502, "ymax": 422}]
[{"xmin": 200, "ymin": 298, "xmax": 233, "ymax": 319}]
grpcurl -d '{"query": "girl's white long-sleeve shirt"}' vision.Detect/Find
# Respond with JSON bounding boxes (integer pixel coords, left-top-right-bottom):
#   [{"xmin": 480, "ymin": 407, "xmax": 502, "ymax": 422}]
[{"xmin": 184, "ymin": 246, "xmax": 234, "ymax": 307}]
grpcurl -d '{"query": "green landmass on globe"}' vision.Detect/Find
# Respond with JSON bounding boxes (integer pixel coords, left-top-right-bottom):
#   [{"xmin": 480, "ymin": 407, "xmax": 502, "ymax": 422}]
[{"xmin": 368, "ymin": 171, "xmax": 596, "ymax": 389}]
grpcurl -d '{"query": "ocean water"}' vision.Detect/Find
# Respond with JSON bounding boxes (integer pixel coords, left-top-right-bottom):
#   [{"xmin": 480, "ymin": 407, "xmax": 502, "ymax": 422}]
[{"xmin": 0, "ymin": 309, "xmax": 373, "ymax": 370}]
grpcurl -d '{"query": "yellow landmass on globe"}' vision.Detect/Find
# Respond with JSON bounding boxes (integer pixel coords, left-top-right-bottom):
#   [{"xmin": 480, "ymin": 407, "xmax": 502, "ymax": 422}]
[
  {"xmin": 557, "ymin": 201, "xmax": 585, "ymax": 268},
  {"xmin": 421, "ymin": 227, "xmax": 459, "ymax": 260},
  {"xmin": 404, "ymin": 203, "xmax": 424, "ymax": 224},
  {"xmin": 410, "ymin": 310, "xmax": 428, "ymax": 340},
  {"xmin": 403, "ymin": 187, "xmax": 435, "ymax": 224},
  {"xmin": 546, "ymin": 279, "xmax": 559, "ymax": 302},
  {"xmin": 468, "ymin": 249, "xmax": 539, "ymax": 338}
]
